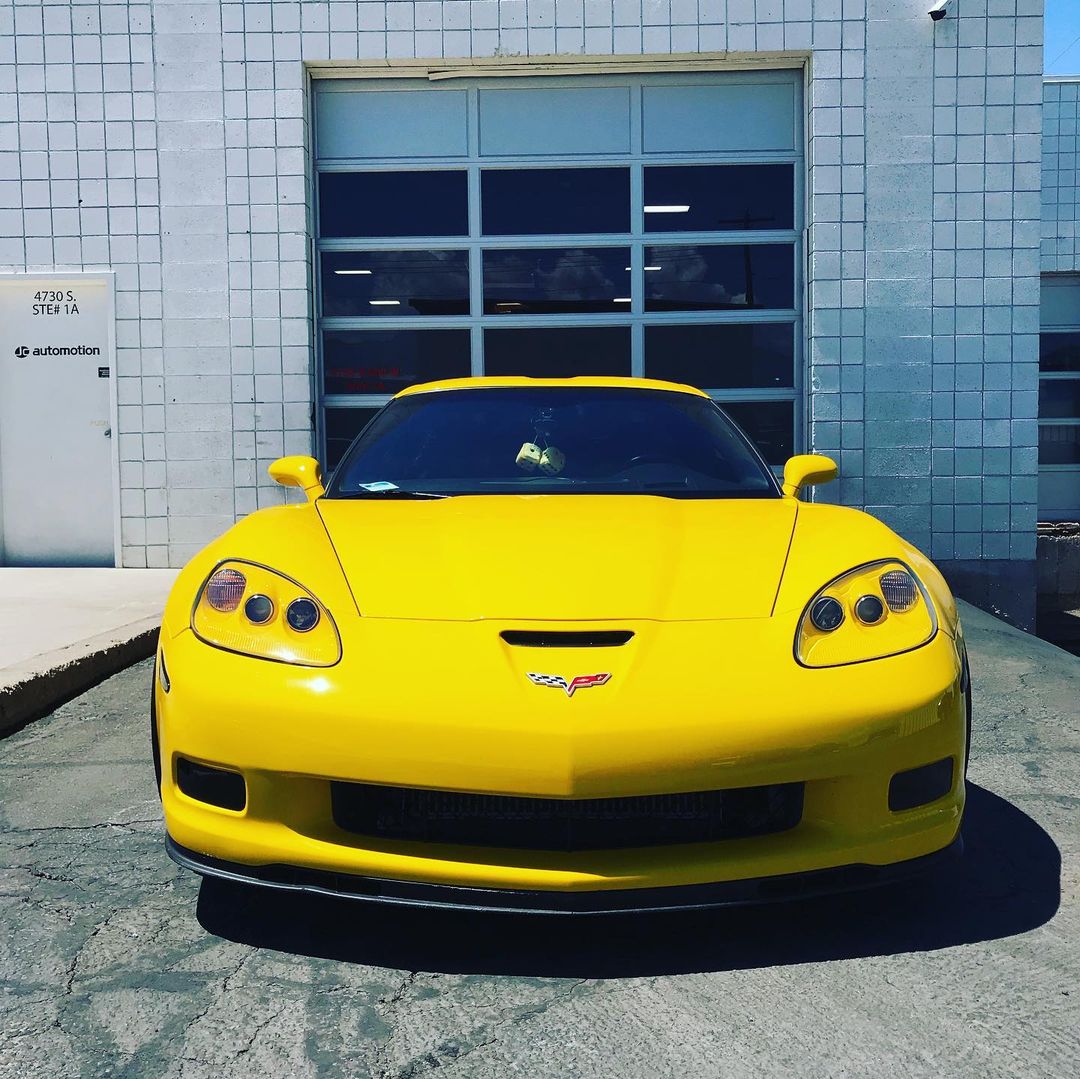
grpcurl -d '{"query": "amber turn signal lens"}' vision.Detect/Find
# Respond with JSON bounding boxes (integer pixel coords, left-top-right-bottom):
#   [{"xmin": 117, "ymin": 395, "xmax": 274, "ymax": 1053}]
[
  {"xmin": 206, "ymin": 568, "xmax": 246, "ymax": 612},
  {"xmin": 880, "ymin": 570, "xmax": 918, "ymax": 612}
]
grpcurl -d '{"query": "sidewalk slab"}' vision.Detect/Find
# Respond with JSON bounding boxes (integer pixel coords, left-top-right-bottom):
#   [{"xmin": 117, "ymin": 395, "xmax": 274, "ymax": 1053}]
[{"xmin": 0, "ymin": 568, "xmax": 178, "ymax": 736}]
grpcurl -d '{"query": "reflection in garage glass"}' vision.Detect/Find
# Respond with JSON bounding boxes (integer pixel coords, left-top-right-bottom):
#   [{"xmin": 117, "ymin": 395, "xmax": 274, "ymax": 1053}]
[
  {"xmin": 318, "ymin": 171, "xmax": 469, "ymax": 237},
  {"xmin": 481, "ymin": 168, "xmax": 631, "ymax": 235},
  {"xmin": 645, "ymin": 244, "xmax": 794, "ymax": 311},
  {"xmin": 1039, "ymin": 380, "xmax": 1080, "ymax": 419},
  {"xmin": 483, "ymin": 248, "xmax": 631, "ymax": 314},
  {"xmin": 320, "ymin": 251, "xmax": 470, "ymax": 317},
  {"xmin": 324, "ymin": 407, "xmax": 381, "ymax": 471},
  {"xmin": 643, "ymin": 164, "xmax": 795, "ymax": 232},
  {"xmin": 1039, "ymin": 426, "xmax": 1080, "ymax": 465},
  {"xmin": 484, "ymin": 327, "xmax": 630, "ymax": 378},
  {"xmin": 322, "ymin": 330, "xmax": 471, "ymax": 395},
  {"xmin": 1039, "ymin": 332, "xmax": 1080, "ymax": 372},
  {"xmin": 645, "ymin": 323, "xmax": 795, "ymax": 389},
  {"xmin": 721, "ymin": 400, "xmax": 795, "ymax": 466}
]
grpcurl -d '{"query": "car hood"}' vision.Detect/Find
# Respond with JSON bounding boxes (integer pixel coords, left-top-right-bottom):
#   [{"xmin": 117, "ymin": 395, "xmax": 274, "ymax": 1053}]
[{"xmin": 317, "ymin": 495, "xmax": 797, "ymax": 621}]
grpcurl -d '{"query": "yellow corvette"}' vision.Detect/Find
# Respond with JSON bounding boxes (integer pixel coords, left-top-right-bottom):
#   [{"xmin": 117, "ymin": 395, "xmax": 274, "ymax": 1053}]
[{"xmin": 156, "ymin": 377, "xmax": 969, "ymax": 913}]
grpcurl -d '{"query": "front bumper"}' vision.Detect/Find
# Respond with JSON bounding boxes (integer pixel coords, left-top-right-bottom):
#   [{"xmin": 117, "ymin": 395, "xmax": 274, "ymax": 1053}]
[
  {"xmin": 156, "ymin": 617, "xmax": 967, "ymax": 899},
  {"xmin": 168, "ymin": 833, "xmax": 963, "ymax": 914}
]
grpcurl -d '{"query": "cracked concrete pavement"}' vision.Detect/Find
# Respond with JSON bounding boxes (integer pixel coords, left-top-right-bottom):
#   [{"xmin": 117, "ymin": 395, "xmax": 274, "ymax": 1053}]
[{"xmin": 0, "ymin": 602, "xmax": 1077, "ymax": 1077}]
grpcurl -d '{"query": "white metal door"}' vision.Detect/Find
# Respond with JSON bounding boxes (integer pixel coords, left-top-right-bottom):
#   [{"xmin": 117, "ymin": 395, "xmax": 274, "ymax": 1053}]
[{"xmin": 0, "ymin": 274, "xmax": 118, "ymax": 566}]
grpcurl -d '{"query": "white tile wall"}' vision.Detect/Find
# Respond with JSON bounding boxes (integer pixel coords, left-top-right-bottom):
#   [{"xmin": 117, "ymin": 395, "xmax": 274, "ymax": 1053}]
[{"xmin": 0, "ymin": 1, "xmax": 1044, "ymax": 608}]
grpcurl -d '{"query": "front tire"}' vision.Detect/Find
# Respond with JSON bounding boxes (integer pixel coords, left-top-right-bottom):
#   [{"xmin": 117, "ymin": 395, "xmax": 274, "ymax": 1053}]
[
  {"xmin": 150, "ymin": 685, "xmax": 162, "ymax": 799},
  {"xmin": 961, "ymin": 647, "xmax": 972, "ymax": 776}
]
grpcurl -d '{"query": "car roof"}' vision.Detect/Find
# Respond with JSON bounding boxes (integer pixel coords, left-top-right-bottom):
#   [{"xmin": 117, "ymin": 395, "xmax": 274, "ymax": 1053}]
[{"xmin": 394, "ymin": 376, "xmax": 710, "ymax": 399}]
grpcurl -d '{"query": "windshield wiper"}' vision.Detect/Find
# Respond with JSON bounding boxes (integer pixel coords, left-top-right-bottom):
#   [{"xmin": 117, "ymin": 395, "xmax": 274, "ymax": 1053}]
[{"xmin": 337, "ymin": 489, "xmax": 451, "ymax": 500}]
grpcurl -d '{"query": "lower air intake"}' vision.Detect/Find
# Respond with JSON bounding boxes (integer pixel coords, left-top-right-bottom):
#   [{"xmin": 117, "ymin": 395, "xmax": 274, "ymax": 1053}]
[{"xmin": 330, "ymin": 781, "xmax": 803, "ymax": 851}]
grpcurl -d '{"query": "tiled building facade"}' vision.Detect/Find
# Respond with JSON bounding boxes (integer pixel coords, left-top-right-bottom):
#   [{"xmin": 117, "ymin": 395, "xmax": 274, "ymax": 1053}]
[{"xmin": 0, "ymin": 1, "xmax": 1048, "ymax": 625}]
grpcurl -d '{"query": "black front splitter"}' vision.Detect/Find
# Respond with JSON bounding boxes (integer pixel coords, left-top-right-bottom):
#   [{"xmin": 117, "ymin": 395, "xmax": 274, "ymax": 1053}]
[{"xmin": 166, "ymin": 833, "xmax": 963, "ymax": 916}]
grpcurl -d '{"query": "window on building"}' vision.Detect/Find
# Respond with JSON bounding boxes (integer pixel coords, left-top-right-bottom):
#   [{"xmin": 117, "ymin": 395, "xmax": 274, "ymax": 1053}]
[{"xmin": 1039, "ymin": 276, "xmax": 1080, "ymax": 522}]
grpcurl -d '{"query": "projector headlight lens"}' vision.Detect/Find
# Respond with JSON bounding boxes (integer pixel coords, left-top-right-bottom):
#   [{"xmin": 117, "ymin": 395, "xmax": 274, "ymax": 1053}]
[
  {"xmin": 854, "ymin": 594, "xmax": 886, "ymax": 625},
  {"xmin": 244, "ymin": 593, "xmax": 274, "ymax": 625},
  {"xmin": 796, "ymin": 561, "xmax": 936, "ymax": 668},
  {"xmin": 810, "ymin": 596, "xmax": 845, "ymax": 632},
  {"xmin": 286, "ymin": 598, "xmax": 320, "ymax": 633}
]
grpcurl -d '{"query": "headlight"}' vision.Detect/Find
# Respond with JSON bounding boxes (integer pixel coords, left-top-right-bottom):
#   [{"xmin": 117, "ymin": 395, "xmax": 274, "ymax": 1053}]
[
  {"xmin": 192, "ymin": 560, "xmax": 341, "ymax": 667},
  {"xmin": 796, "ymin": 560, "xmax": 937, "ymax": 668}
]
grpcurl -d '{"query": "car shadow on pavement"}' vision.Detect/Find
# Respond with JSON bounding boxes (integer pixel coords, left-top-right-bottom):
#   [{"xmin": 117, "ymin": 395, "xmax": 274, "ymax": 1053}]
[{"xmin": 195, "ymin": 783, "xmax": 1060, "ymax": 978}]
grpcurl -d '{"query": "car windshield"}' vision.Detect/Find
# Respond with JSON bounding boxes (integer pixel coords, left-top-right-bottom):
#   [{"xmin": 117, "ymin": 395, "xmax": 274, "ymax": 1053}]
[{"xmin": 327, "ymin": 387, "xmax": 779, "ymax": 499}]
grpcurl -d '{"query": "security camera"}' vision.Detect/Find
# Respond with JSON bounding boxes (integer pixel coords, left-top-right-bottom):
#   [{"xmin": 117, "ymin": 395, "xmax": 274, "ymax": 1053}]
[{"xmin": 928, "ymin": 0, "xmax": 954, "ymax": 20}]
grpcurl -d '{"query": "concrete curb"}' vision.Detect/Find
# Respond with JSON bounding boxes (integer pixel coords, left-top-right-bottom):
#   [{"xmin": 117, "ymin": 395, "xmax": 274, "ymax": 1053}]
[{"xmin": 0, "ymin": 617, "xmax": 160, "ymax": 738}]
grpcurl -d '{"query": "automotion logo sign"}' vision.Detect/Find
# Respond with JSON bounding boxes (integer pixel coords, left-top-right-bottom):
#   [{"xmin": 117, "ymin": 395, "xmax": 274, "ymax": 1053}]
[{"xmin": 14, "ymin": 344, "xmax": 100, "ymax": 358}]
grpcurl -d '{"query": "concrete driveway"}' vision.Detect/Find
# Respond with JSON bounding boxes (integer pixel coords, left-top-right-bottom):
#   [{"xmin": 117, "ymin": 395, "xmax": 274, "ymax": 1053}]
[{"xmin": 1, "ymin": 603, "xmax": 1077, "ymax": 1078}]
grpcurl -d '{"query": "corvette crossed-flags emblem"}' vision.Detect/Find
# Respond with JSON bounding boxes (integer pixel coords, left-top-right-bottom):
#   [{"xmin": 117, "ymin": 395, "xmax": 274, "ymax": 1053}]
[{"xmin": 526, "ymin": 672, "xmax": 612, "ymax": 697}]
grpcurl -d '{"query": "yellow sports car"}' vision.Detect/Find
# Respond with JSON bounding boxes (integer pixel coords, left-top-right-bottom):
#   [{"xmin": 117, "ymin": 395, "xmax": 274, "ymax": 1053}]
[{"xmin": 155, "ymin": 376, "xmax": 969, "ymax": 913}]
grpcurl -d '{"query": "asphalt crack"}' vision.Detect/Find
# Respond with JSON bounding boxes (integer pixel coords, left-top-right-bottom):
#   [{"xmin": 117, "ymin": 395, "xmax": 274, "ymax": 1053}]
[{"xmin": 385, "ymin": 978, "xmax": 591, "ymax": 1078}]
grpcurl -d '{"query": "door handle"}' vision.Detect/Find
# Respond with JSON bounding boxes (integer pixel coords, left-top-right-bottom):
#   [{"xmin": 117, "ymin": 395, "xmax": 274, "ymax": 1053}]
[{"xmin": 104, "ymin": 427, "xmax": 112, "ymax": 438}]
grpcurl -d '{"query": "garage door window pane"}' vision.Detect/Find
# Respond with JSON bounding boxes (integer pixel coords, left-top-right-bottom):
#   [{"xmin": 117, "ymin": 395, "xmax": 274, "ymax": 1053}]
[
  {"xmin": 481, "ymin": 168, "xmax": 631, "ymax": 235},
  {"xmin": 645, "ymin": 323, "xmax": 795, "ymax": 390},
  {"xmin": 1039, "ymin": 380, "xmax": 1080, "ymax": 419},
  {"xmin": 644, "ymin": 165, "xmax": 795, "ymax": 232},
  {"xmin": 325, "ymin": 407, "xmax": 382, "ymax": 471},
  {"xmin": 321, "ymin": 251, "xmax": 470, "ymax": 317},
  {"xmin": 483, "ymin": 248, "xmax": 631, "ymax": 314},
  {"xmin": 484, "ymin": 327, "xmax": 631, "ymax": 377},
  {"xmin": 719, "ymin": 400, "xmax": 794, "ymax": 466},
  {"xmin": 1039, "ymin": 425, "xmax": 1080, "ymax": 465},
  {"xmin": 645, "ymin": 244, "xmax": 794, "ymax": 311},
  {"xmin": 323, "ymin": 330, "xmax": 471, "ymax": 395},
  {"xmin": 318, "ymin": 171, "xmax": 468, "ymax": 237},
  {"xmin": 1040, "ymin": 332, "xmax": 1080, "ymax": 373}
]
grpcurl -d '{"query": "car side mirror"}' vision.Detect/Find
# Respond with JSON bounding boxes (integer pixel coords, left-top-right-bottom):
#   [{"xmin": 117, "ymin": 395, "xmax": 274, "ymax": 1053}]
[
  {"xmin": 268, "ymin": 455, "xmax": 325, "ymax": 503},
  {"xmin": 781, "ymin": 454, "xmax": 838, "ymax": 498}
]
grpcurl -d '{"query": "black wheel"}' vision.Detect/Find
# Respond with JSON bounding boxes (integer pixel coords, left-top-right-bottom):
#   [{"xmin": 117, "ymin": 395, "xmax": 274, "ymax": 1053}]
[{"xmin": 150, "ymin": 684, "xmax": 162, "ymax": 799}]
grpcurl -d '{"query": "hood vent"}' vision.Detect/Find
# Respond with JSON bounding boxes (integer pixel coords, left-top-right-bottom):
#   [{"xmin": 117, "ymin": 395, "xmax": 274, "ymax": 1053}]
[{"xmin": 500, "ymin": 630, "xmax": 634, "ymax": 648}]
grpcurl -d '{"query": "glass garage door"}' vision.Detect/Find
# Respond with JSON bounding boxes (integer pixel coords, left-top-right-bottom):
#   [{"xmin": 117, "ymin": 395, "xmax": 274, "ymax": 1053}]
[
  {"xmin": 1040, "ymin": 275, "xmax": 1080, "ymax": 520},
  {"xmin": 314, "ymin": 72, "xmax": 804, "ymax": 470}
]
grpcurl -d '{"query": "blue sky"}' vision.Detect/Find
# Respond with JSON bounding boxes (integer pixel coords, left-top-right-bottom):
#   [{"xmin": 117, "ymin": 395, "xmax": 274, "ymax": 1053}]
[{"xmin": 1047, "ymin": 0, "xmax": 1080, "ymax": 76}]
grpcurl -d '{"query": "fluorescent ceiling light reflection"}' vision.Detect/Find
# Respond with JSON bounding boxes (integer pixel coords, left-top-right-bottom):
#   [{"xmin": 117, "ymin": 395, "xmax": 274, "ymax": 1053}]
[
  {"xmin": 644, "ymin": 265, "xmax": 661, "ymax": 271},
  {"xmin": 334, "ymin": 269, "xmax": 372, "ymax": 275},
  {"xmin": 625, "ymin": 266, "xmax": 661, "ymax": 271},
  {"xmin": 369, "ymin": 299, "xmax": 401, "ymax": 306},
  {"xmin": 613, "ymin": 297, "xmax": 631, "ymax": 303},
  {"xmin": 644, "ymin": 205, "xmax": 690, "ymax": 213}
]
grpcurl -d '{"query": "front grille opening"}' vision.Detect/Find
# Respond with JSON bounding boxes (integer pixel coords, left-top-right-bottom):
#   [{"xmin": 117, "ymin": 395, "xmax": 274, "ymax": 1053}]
[
  {"xmin": 176, "ymin": 757, "xmax": 246, "ymax": 811},
  {"xmin": 500, "ymin": 630, "xmax": 634, "ymax": 648},
  {"xmin": 331, "ymin": 782, "xmax": 803, "ymax": 852}
]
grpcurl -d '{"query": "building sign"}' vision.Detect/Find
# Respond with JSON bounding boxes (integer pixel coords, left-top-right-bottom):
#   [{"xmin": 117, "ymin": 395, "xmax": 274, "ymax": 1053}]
[
  {"xmin": 0, "ymin": 274, "xmax": 118, "ymax": 566},
  {"xmin": 1, "ymin": 281, "xmax": 108, "ymax": 362}
]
